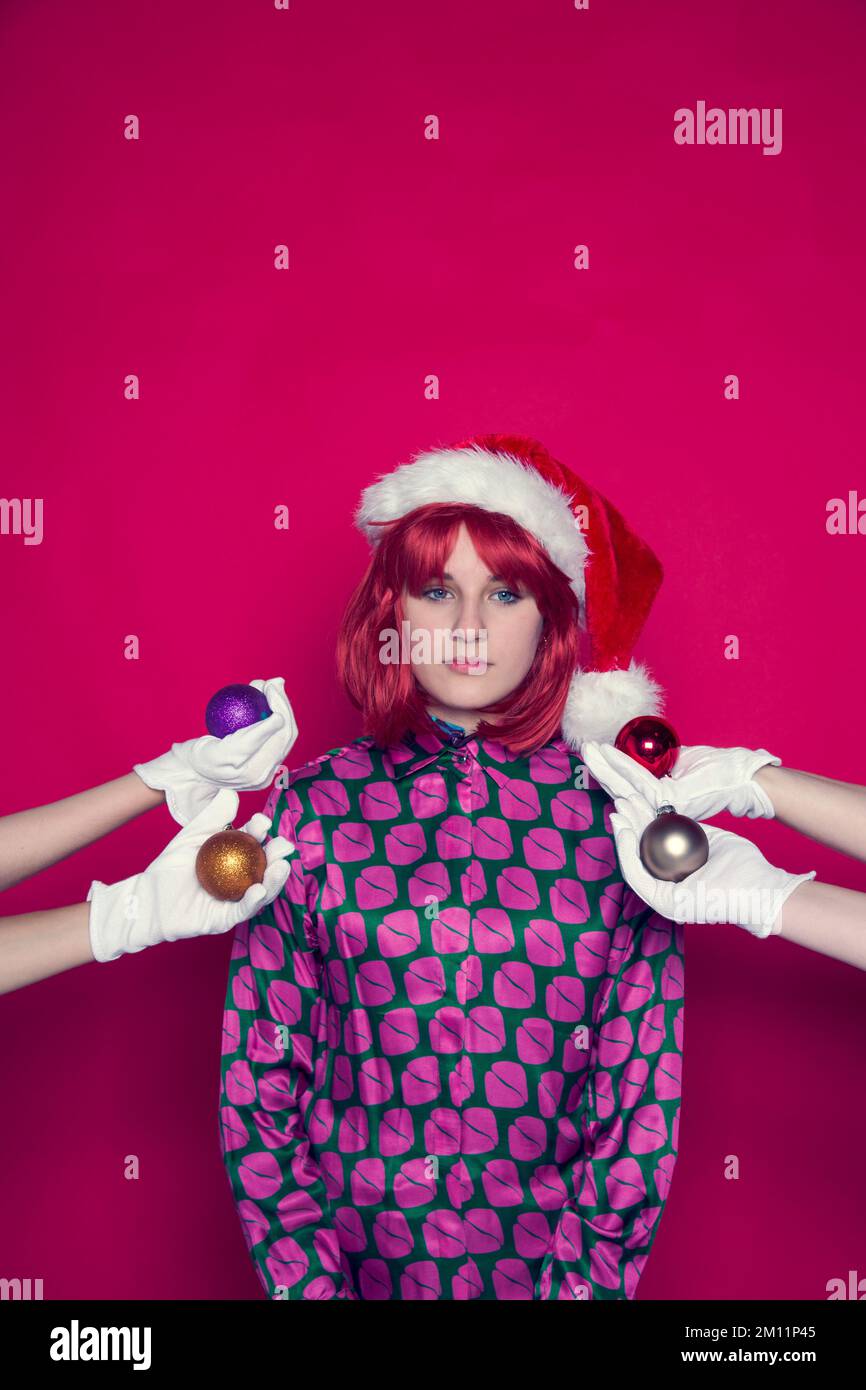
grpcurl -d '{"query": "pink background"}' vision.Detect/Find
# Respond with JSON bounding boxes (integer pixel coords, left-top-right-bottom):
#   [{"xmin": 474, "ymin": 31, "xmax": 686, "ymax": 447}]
[{"xmin": 2, "ymin": 0, "xmax": 865, "ymax": 1299}]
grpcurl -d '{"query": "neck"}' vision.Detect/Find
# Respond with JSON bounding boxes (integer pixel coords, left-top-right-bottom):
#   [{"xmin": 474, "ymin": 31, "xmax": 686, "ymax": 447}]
[{"xmin": 426, "ymin": 703, "xmax": 499, "ymax": 734}]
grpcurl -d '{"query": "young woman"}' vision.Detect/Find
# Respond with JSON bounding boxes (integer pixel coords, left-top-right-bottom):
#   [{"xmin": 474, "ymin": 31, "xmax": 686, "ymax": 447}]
[
  {"xmin": 218, "ymin": 432, "xmax": 854, "ymax": 1303},
  {"xmin": 0, "ymin": 677, "xmax": 297, "ymax": 994}
]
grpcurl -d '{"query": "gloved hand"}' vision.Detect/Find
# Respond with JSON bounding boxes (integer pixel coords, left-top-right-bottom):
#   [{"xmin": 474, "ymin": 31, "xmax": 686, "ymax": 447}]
[
  {"xmin": 133, "ymin": 676, "xmax": 299, "ymax": 826},
  {"xmin": 607, "ymin": 795, "xmax": 816, "ymax": 938},
  {"xmin": 86, "ymin": 787, "xmax": 293, "ymax": 962},
  {"xmin": 581, "ymin": 739, "xmax": 781, "ymax": 822}
]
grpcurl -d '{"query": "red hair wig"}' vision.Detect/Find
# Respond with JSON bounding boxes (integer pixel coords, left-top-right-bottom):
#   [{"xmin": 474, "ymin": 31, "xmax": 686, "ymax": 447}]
[{"xmin": 336, "ymin": 502, "xmax": 581, "ymax": 755}]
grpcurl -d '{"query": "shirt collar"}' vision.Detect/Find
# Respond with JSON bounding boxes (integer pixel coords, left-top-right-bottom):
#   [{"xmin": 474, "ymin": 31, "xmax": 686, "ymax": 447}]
[
  {"xmin": 385, "ymin": 721, "xmax": 462, "ymax": 781},
  {"xmin": 429, "ymin": 713, "xmax": 471, "ymax": 746},
  {"xmin": 386, "ymin": 718, "xmax": 570, "ymax": 782}
]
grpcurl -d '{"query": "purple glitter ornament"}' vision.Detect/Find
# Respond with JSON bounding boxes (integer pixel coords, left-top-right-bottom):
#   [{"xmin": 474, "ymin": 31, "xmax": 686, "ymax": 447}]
[{"xmin": 205, "ymin": 683, "xmax": 272, "ymax": 738}]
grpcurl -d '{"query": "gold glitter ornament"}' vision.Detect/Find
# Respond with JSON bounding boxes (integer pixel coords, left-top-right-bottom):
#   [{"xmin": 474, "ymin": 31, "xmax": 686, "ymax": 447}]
[{"xmin": 195, "ymin": 830, "xmax": 267, "ymax": 902}]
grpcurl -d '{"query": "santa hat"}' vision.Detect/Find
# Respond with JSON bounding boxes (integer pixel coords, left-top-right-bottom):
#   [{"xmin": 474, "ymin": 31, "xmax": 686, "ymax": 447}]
[{"xmin": 354, "ymin": 432, "xmax": 665, "ymax": 748}]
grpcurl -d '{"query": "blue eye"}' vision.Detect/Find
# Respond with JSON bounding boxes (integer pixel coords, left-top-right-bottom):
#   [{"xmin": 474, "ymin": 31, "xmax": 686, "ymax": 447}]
[{"xmin": 419, "ymin": 585, "xmax": 522, "ymax": 603}]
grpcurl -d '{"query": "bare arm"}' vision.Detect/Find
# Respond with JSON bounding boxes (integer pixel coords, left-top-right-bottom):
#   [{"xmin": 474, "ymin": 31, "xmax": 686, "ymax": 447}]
[
  {"xmin": 755, "ymin": 765, "xmax": 866, "ymax": 864},
  {"xmin": 0, "ymin": 773, "xmax": 165, "ymax": 893},
  {"xmin": 774, "ymin": 878, "xmax": 866, "ymax": 971},
  {"xmin": 0, "ymin": 901, "xmax": 95, "ymax": 994},
  {"xmin": 753, "ymin": 766, "xmax": 866, "ymax": 967}
]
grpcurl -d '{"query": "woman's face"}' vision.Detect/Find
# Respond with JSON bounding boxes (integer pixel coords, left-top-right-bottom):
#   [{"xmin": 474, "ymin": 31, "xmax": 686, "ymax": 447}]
[{"xmin": 400, "ymin": 522, "xmax": 544, "ymax": 722}]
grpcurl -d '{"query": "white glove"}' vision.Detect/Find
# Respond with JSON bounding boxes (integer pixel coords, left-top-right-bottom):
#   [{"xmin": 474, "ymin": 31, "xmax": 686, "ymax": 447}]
[
  {"xmin": 86, "ymin": 787, "xmax": 293, "ymax": 962},
  {"xmin": 608, "ymin": 795, "xmax": 816, "ymax": 939},
  {"xmin": 133, "ymin": 676, "xmax": 299, "ymax": 826},
  {"xmin": 581, "ymin": 739, "xmax": 781, "ymax": 821}
]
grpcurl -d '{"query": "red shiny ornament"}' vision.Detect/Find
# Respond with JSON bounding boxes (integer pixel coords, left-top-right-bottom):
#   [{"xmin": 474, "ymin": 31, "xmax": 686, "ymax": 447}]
[{"xmin": 615, "ymin": 716, "xmax": 680, "ymax": 778}]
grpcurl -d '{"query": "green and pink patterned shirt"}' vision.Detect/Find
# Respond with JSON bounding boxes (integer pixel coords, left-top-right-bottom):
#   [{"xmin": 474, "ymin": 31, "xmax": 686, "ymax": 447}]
[{"xmin": 218, "ymin": 717, "xmax": 684, "ymax": 1300}]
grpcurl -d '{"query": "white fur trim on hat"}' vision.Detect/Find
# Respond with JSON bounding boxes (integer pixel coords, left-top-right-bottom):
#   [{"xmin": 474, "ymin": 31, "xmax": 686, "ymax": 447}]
[
  {"xmin": 561, "ymin": 660, "xmax": 665, "ymax": 749},
  {"xmin": 355, "ymin": 443, "xmax": 588, "ymax": 607}
]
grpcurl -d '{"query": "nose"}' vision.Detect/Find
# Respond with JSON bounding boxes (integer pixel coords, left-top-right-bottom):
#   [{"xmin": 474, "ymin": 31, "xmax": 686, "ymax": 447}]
[{"xmin": 454, "ymin": 595, "xmax": 483, "ymax": 636}]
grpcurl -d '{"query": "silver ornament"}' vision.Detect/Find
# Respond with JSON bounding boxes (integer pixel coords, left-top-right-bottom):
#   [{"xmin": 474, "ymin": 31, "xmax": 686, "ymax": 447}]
[{"xmin": 639, "ymin": 803, "xmax": 709, "ymax": 882}]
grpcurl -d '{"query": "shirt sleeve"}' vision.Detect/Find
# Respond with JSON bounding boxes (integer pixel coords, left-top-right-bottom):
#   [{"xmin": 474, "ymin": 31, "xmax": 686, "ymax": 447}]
[
  {"xmin": 534, "ymin": 895, "xmax": 685, "ymax": 1300},
  {"xmin": 218, "ymin": 783, "xmax": 357, "ymax": 1300}
]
